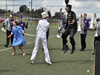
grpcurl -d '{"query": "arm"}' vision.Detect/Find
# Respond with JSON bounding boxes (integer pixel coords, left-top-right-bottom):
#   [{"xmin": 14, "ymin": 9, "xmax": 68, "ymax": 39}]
[
  {"xmin": 72, "ymin": 12, "xmax": 76, "ymax": 24},
  {"xmin": 36, "ymin": 21, "xmax": 40, "ymax": 33},
  {"xmin": 8, "ymin": 33, "xmax": 13, "ymax": 38},
  {"xmin": 25, "ymin": 22, "xmax": 28, "ymax": 29},
  {"xmin": 19, "ymin": 26, "xmax": 24, "ymax": 34},
  {"xmin": 85, "ymin": 20, "xmax": 89, "ymax": 29},
  {"xmin": 24, "ymin": 22, "xmax": 27, "ymax": 29},
  {"xmin": 3, "ymin": 18, "xmax": 9, "ymax": 27}
]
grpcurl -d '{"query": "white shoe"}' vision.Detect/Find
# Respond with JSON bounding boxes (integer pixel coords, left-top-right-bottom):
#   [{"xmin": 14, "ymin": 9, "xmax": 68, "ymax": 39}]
[
  {"xmin": 23, "ymin": 53, "xmax": 25, "ymax": 56},
  {"xmin": 11, "ymin": 53, "xmax": 16, "ymax": 56},
  {"xmin": 46, "ymin": 62, "xmax": 52, "ymax": 65},
  {"xmin": 31, "ymin": 60, "xmax": 34, "ymax": 64}
]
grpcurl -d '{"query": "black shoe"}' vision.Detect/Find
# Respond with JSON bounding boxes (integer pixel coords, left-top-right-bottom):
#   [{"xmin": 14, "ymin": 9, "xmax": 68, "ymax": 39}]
[
  {"xmin": 80, "ymin": 48, "xmax": 83, "ymax": 51},
  {"xmin": 70, "ymin": 47, "xmax": 75, "ymax": 54},
  {"xmin": 64, "ymin": 45, "xmax": 69, "ymax": 53},
  {"xmin": 92, "ymin": 52, "xmax": 95, "ymax": 55},
  {"xmin": 80, "ymin": 47, "xmax": 85, "ymax": 51},
  {"xmin": 42, "ymin": 48, "xmax": 44, "ymax": 51},
  {"xmin": 4, "ymin": 45, "xmax": 8, "ymax": 47}
]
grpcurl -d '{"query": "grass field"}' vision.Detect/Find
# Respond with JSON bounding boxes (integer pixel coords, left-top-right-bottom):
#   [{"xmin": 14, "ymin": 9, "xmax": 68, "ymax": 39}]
[{"xmin": 0, "ymin": 23, "xmax": 95, "ymax": 75}]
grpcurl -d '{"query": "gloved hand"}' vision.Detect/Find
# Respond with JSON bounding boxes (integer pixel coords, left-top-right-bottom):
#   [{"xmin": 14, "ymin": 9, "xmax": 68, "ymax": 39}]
[
  {"xmin": 3, "ymin": 23, "xmax": 5, "ymax": 27},
  {"xmin": 26, "ymin": 22, "xmax": 28, "ymax": 29}
]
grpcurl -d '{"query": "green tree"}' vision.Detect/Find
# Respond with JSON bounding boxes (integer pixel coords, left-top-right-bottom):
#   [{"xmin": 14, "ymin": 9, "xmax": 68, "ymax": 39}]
[
  {"xmin": 19, "ymin": 5, "xmax": 27, "ymax": 13},
  {"xmin": 52, "ymin": 12, "xmax": 61, "ymax": 19},
  {"xmin": 32, "ymin": 8, "xmax": 44, "ymax": 18}
]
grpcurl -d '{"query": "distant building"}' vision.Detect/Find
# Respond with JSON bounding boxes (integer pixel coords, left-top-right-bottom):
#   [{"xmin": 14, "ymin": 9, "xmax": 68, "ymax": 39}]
[
  {"xmin": 0, "ymin": 10, "xmax": 6, "ymax": 17},
  {"xmin": 0, "ymin": 10, "xmax": 6, "ymax": 23}
]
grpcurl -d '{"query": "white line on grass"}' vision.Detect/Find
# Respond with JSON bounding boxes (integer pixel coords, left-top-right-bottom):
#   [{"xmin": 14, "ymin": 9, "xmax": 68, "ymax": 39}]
[
  {"xmin": 0, "ymin": 35, "xmax": 56, "ymax": 52},
  {"xmin": 24, "ymin": 33, "xmax": 36, "ymax": 37},
  {"xmin": 0, "ymin": 41, "xmax": 35, "ymax": 52}
]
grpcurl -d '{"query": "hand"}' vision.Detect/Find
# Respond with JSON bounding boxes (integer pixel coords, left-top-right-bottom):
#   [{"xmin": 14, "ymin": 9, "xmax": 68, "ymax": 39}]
[
  {"xmin": 8, "ymin": 34, "xmax": 12, "ymax": 38},
  {"xmin": 3, "ymin": 23, "xmax": 5, "ymax": 27},
  {"xmin": 8, "ymin": 35, "xmax": 11, "ymax": 38},
  {"xmin": 72, "ymin": 20, "xmax": 75, "ymax": 24},
  {"xmin": 24, "ymin": 30, "xmax": 25, "ymax": 33}
]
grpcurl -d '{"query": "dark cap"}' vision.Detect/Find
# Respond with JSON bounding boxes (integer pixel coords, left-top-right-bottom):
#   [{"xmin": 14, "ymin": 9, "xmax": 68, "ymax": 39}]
[{"xmin": 65, "ymin": 4, "xmax": 72, "ymax": 10}]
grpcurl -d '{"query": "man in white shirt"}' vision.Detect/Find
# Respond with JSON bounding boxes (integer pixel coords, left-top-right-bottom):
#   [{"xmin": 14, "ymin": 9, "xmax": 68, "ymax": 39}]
[{"xmin": 30, "ymin": 12, "xmax": 52, "ymax": 65}]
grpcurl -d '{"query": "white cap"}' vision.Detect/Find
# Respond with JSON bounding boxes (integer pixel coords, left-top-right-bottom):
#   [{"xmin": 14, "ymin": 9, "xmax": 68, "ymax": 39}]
[
  {"xmin": 41, "ymin": 12, "xmax": 49, "ymax": 18},
  {"xmin": 10, "ymin": 15, "xmax": 13, "ymax": 18}
]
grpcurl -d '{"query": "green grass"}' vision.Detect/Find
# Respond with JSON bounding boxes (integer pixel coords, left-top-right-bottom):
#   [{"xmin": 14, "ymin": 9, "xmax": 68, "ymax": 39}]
[{"xmin": 0, "ymin": 24, "xmax": 95, "ymax": 75}]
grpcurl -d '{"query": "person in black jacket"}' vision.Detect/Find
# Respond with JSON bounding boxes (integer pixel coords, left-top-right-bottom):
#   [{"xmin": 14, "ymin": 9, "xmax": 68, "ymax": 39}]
[{"xmin": 62, "ymin": 4, "xmax": 77, "ymax": 54}]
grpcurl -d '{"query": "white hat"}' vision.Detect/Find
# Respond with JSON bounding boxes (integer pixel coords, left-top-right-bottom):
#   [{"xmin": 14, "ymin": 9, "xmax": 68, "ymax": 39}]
[
  {"xmin": 41, "ymin": 12, "xmax": 49, "ymax": 18},
  {"xmin": 10, "ymin": 15, "xmax": 13, "ymax": 17}
]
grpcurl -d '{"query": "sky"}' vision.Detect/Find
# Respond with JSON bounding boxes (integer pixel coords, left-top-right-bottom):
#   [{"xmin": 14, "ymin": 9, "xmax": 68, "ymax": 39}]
[{"xmin": 0, "ymin": 0, "xmax": 100, "ymax": 18}]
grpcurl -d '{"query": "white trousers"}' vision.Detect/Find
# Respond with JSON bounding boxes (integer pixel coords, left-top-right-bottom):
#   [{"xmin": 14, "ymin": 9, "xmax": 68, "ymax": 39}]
[{"xmin": 30, "ymin": 35, "xmax": 51, "ymax": 63}]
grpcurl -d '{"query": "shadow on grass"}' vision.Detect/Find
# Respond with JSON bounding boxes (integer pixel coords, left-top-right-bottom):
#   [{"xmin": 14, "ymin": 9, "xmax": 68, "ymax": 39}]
[
  {"xmin": 29, "ymin": 59, "xmax": 92, "ymax": 65},
  {"xmin": 52, "ymin": 59, "xmax": 92, "ymax": 64},
  {"xmin": 0, "ymin": 70, "xmax": 13, "ymax": 74},
  {"xmin": 0, "ymin": 45, "xmax": 5, "ymax": 46},
  {"xmin": 48, "ymin": 48, "xmax": 62, "ymax": 50}
]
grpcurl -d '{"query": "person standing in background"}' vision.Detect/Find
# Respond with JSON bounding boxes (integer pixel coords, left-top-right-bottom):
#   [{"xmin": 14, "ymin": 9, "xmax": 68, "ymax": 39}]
[
  {"xmin": 80, "ymin": 13, "xmax": 89, "ymax": 51},
  {"xmin": 3, "ymin": 15, "xmax": 14, "ymax": 47}
]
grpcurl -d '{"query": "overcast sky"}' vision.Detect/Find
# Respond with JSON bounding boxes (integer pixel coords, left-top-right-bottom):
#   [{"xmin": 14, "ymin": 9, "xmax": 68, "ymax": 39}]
[{"xmin": 0, "ymin": 0, "xmax": 100, "ymax": 18}]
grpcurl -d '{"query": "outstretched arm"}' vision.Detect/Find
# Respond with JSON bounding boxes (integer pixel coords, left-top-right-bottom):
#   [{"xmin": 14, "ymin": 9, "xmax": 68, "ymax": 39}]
[{"xmin": 8, "ymin": 33, "xmax": 13, "ymax": 38}]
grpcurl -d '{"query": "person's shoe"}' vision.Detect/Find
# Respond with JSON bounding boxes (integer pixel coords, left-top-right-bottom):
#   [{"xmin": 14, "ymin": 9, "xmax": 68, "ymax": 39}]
[
  {"xmin": 23, "ymin": 53, "xmax": 25, "ymax": 56},
  {"xmin": 11, "ymin": 53, "xmax": 16, "ymax": 56},
  {"xmin": 42, "ymin": 48, "xmax": 44, "ymax": 51},
  {"xmin": 4, "ymin": 45, "xmax": 8, "ymax": 47},
  {"xmin": 80, "ymin": 47, "xmax": 85, "ymax": 51},
  {"xmin": 80, "ymin": 48, "xmax": 83, "ymax": 51},
  {"xmin": 64, "ymin": 45, "xmax": 69, "ymax": 53},
  {"xmin": 46, "ymin": 62, "xmax": 52, "ymax": 65},
  {"xmin": 31, "ymin": 60, "xmax": 34, "ymax": 64},
  {"xmin": 92, "ymin": 52, "xmax": 95, "ymax": 55},
  {"xmin": 70, "ymin": 47, "xmax": 75, "ymax": 54}
]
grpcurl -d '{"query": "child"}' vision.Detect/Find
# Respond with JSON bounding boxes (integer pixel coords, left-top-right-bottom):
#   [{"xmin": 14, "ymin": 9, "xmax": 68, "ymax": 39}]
[
  {"xmin": 8, "ymin": 21, "xmax": 26, "ymax": 56},
  {"xmin": 30, "ymin": 12, "xmax": 52, "ymax": 65}
]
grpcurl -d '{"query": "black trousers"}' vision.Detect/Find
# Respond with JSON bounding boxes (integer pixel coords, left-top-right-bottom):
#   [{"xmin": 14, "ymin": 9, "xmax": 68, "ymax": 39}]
[
  {"xmin": 94, "ymin": 37, "xmax": 100, "ymax": 52},
  {"xmin": 95, "ymin": 40, "xmax": 100, "ymax": 75},
  {"xmin": 62, "ymin": 28, "xmax": 77, "ymax": 48},
  {"xmin": 80, "ymin": 34, "xmax": 87, "ymax": 49},
  {"xmin": 46, "ymin": 29, "xmax": 49, "ymax": 42},
  {"xmin": 6, "ymin": 30, "xmax": 13, "ymax": 45}
]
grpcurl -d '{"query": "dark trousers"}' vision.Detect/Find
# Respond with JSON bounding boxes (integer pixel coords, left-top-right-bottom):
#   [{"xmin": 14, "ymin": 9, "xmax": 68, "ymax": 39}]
[
  {"xmin": 94, "ymin": 37, "xmax": 100, "ymax": 52},
  {"xmin": 62, "ymin": 28, "xmax": 77, "ymax": 48},
  {"xmin": 80, "ymin": 34, "xmax": 87, "ymax": 49},
  {"xmin": 6, "ymin": 30, "xmax": 13, "ymax": 45},
  {"xmin": 95, "ymin": 40, "xmax": 100, "ymax": 75},
  {"xmin": 46, "ymin": 29, "xmax": 49, "ymax": 42}
]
